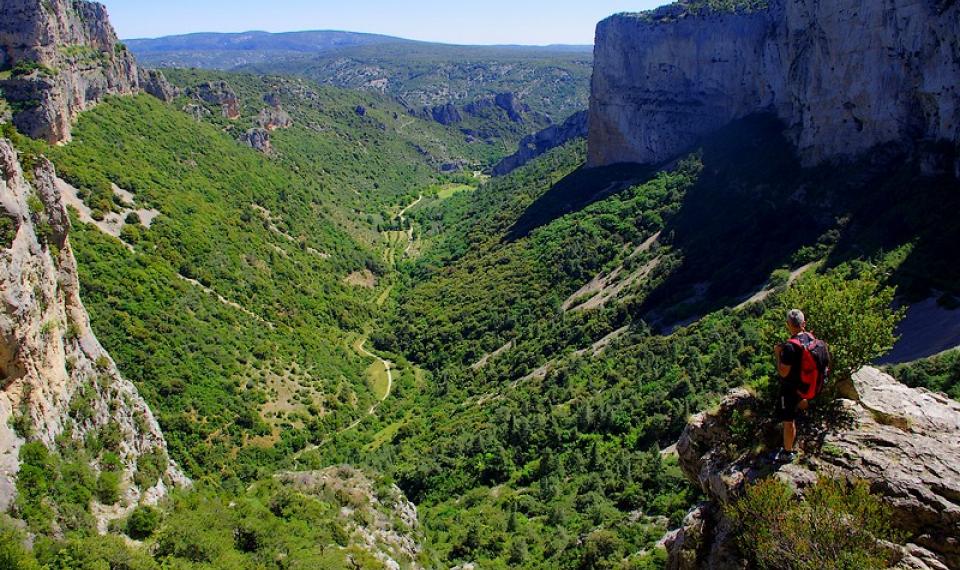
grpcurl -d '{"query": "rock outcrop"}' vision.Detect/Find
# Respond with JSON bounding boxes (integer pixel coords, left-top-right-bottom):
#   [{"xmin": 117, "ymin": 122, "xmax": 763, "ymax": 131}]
[
  {"xmin": 494, "ymin": 92, "xmax": 527, "ymax": 123},
  {"xmin": 665, "ymin": 367, "xmax": 960, "ymax": 569},
  {"xmin": 493, "ymin": 110, "xmax": 588, "ymax": 176},
  {"xmin": 188, "ymin": 81, "xmax": 241, "ymax": 120},
  {"xmin": 239, "ymin": 128, "xmax": 272, "ymax": 154},
  {"xmin": 278, "ymin": 466, "xmax": 423, "ymax": 570},
  {"xmin": 256, "ymin": 106, "xmax": 292, "ymax": 131},
  {"xmin": 138, "ymin": 68, "xmax": 178, "ymax": 102},
  {"xmin": 0, "ymin": 139, "xmax": 187, "ymax": 520},
  {"xmin": 428, "ymin": 102, "xmax": 463, "ymax": 126},
  {"xmin": 0, "ymin": 0, "xmax": 173, "ymax": 143},
  {"xmin": 588, "ymin": 0, "xmax": 960, "ymax": 170}
]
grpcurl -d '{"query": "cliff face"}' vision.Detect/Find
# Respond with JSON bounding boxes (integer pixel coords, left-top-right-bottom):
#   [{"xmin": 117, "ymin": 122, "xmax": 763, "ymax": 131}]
[
  {"xmin": 664, "ymin": 367, "xmax": 960, "ymax": 569},
  {"xmin": 588, "ymin": 0, "xmax": 960, "ymax": 170},
  {"xmin": 0, "ymin": 139, "xmax": 187, "ymax": 520},
  {"xmin": 0, "ymin": 0, "xmax": 175, "ymax": 143}
]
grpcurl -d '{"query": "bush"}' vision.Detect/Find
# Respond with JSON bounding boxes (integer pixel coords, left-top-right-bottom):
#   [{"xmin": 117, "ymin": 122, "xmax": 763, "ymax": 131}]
[
  {"xmin": 0, "ymin": 518, "xmax": 40, "ymax": 570},
  {"xmin": 727, "ymin": 476, "xmax": 900, "ymax": 570},
  {"xmin": 763, "ymin": 266, "xmax": 905, "ymax": 384},
  {"xmin": 126, "ymin": 505, "xmax": 161, "ymax": 540},
  {"xmin": 96, "ymin": 470, "xmax": 121, "ymax": 504}
]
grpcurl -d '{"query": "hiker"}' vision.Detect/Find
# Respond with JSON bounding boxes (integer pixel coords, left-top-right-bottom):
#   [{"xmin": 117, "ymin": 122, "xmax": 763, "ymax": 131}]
[{"xmin": 772, "ymin": 309, "xmax": 830, "ymax": 463}]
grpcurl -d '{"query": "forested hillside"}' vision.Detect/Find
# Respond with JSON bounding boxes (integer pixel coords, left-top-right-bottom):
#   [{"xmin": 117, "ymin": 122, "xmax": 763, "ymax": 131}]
[{"xmin": 2, "ymin": 0, "xmax": 959, "ymax": 567}]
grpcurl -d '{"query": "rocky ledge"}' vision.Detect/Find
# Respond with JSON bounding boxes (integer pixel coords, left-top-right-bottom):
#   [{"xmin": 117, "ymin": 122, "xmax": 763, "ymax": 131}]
[{"xmin": 664, "ymin": 367, "xmax": 960, "ymax": 569}]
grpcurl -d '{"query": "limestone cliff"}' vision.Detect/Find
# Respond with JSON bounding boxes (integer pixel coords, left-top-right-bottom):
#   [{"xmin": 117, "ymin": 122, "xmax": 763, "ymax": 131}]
[
  {"xmin": 664, "ymin": 367, "xmax": 960, "ymax": 569},
  {"xmin": 0, "ymin": 0, "xmax": 175, "ymax": 143},
  {"xmin": 0, "ymin": 139, "xmax": 187, "ymax": 522},
  {"xmin": 588, "ymin": 0, "xmax": 960, "ymax": 171}
]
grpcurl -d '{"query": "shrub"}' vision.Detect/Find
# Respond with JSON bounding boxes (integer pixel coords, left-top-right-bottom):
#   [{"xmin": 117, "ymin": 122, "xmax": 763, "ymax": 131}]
[
  {"xmin": 96, "ymin": 470, "xmax": 121, "ymax": 504},
  {"xmin": 762, "ymin": 266, "xmax": 905, "ymax": 384},
  {"xmin": 727, "ymin": 476, "xmax": 900, "ymax": 570},
  {"xmin": 0, "ymin": 216, "xmax": 17, "ymax": 248},
  {"xmin": 126, "ymin": 505, "xmax": 161, "ymax": 540},
  {"xmin": 0, "ymin": 518, "xmax": 40, "ymax": 570}
]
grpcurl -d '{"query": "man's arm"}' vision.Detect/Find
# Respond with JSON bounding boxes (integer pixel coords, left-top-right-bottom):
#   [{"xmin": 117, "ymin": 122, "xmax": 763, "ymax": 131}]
[{"xmin": 775, "ymin": 344, "xmax": 791, "ymax": 378}]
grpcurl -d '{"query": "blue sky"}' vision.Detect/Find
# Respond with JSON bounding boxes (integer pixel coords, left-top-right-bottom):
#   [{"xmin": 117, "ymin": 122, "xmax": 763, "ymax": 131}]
[{"xmin": 108, "ymin": 1, "xmax": 669, "ymax": 45}]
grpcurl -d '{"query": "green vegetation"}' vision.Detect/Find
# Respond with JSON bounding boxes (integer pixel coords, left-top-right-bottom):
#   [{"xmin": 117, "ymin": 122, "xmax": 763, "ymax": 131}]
[
  {"xmin": 761, "ymin": 266, "xmax": 905, "ymax": 383},
  {"xmin": 4, "ymin": 45, "xmax": 954, "ymax": 566},
  {"xmin": 688, "ymin": 0, "xmax": 769, "ymax": 13},
  {"xmin": 728, "ymin": 476, "xmax": 900, "ymax": 569},
  {"xmin": 10, "ymin": 60, "xmax": 58, "ymax": 78},
  {"xmin": 889, "ymin": 347, "xmax": 960, "ymax": 399}
]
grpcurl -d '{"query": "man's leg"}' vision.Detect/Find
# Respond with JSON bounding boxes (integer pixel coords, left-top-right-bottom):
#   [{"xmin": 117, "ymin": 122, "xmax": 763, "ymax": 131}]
[{"xmin": 783, "ymin": 420, "xmax": 796, "ymax": 452}]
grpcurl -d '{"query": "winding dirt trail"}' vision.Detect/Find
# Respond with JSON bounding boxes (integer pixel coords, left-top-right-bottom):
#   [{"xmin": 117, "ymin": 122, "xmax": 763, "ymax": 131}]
[
  {"xmin": 355, "ymin": 338, "xmax": 393, "ymax": 402},
  {"xmin": 398, "ymin": 195, "xmax": 422, "ymax": 256},
  {"xmin": 292, "ymin": 336, "xmax": 393, "ymax": 459}
]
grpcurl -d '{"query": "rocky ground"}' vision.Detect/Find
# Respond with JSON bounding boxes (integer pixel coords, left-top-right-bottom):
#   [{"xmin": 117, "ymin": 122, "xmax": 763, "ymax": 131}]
[{"xmin": 665, "ymin": 367, "xmax": 959, "ymax": 569}]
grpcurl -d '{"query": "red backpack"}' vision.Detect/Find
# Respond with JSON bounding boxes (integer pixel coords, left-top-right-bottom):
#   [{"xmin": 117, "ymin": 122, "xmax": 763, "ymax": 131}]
[{"xmin": 788, "ymin": 332, "xmax": 831, "ymax": 400}]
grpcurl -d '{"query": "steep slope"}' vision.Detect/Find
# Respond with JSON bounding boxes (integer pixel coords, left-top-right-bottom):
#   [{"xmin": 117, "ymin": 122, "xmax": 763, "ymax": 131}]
[
  {"xmin": 0, "ymin": 138, "xmax": 186, "ymax": 529},
  {"xmin": 589, "ymin": 0, "xmax": 960, "ymax": 171},
  {"xmin": 0, "ymin": 0, "xmax": 175, "ymax": 143}
]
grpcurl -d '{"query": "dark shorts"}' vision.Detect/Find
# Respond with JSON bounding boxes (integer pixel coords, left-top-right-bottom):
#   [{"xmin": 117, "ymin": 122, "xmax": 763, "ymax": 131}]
[{"xmin": 777, "ymin": 383, "xmax": 803, "ymax": 422}]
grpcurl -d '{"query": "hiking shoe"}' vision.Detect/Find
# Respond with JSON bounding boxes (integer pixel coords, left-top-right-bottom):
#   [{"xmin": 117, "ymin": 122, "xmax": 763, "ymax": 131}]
[{"xmin": 774, "ymin": 449, "xmax": 799, "ymax": 464}]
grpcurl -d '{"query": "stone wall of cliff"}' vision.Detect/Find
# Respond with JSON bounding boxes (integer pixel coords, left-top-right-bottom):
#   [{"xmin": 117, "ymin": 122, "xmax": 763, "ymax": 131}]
[
  {"xmin": 588, "ymin": 0, "xmax": 960, "ymax": 170},
  {"xmin": 0, "ymin": 139, "xmax": 187, "ymax": 522},
  {"xmin": 0, "ymin": 0, "xmax": 175, "ymax": 143}
]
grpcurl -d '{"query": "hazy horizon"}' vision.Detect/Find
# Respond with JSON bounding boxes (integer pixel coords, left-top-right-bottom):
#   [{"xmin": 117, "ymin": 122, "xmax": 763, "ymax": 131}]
[{"xmin": 107, "ymin": 0, "xmax": 669, "ymax": 46}]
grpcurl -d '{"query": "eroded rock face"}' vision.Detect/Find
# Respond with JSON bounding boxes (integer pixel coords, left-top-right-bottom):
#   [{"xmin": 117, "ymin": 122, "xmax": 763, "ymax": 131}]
[
  {"xmin": 669, "ymin": 367, "xmax": 960, "ymax": 569},
  {"xmin": 0, "ymin": 0, "xmax": 172, "ymax": 143},
  {"xmin": 429, "ymin": 102, "xmax": 462, "ymax": 126},
  {"xmin": 588, "ymin": 0, "xmax": 960, "ymax": 169},
  {"xmin": 0, "ymin": 139, "xmax": 187, "ymax": 521},
  {"xmin": 256, "ymin": 106, "xmax": 292, "ymax": 131},
  {"xmin": 239, "ymin": 127, "xmax": 272, "ymax": 154},
  {"xmin": 493, "ymin": 110, "xmax": 588, "ymax": 176},
  {"xmin": 138, "ymin": 68, "xmax": 178, "ymax": 102},
  {"xmin": 189, "ymin": 81, "xmax": 240, "ymax": 119}
]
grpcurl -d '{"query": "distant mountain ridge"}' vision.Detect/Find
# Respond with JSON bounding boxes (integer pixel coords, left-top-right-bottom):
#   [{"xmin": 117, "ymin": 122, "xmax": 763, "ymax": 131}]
[
  {"xmin": 126, "ymin": 29, "xmax": 415, "ymax": 56},
  {"xmin": 126, "ymin": 29, "xmax": 591, "ymax": 58}
]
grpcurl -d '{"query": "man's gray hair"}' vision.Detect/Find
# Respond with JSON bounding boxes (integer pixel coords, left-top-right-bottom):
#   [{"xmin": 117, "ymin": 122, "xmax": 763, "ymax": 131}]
[{"xmin": 787, "ymin": 309, "xmax": 806, "ymax": 328}]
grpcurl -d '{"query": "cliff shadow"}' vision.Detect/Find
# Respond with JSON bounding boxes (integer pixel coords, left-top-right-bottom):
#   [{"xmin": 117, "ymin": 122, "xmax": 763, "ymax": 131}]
[
  {"xmin": 504, "ymin": 162, "xmax": 657, "ymax": 241},
  {"xmin": 638, "ymin": 115, "xmax": 960, "ymax": 330}
]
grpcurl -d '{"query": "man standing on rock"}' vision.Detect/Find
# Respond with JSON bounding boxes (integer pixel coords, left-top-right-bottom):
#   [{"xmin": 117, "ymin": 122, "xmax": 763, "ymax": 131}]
[{"xmin": 772, "ymin": 309, "xmax": 828, "ymax": 463}]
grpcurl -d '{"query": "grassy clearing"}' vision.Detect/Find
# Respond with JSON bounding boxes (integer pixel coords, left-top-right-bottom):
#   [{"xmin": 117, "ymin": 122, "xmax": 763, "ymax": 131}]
[
  {"xmin": 365, "ymin": 360, "xmax": 390, "ymax": 400},
  {"xmin": 364, "ymin": 415, "xmax": 408, "ymax": 452},
  {"xmin": 436, "ymin": 183, "xmax": 475, "ymax": 200}
]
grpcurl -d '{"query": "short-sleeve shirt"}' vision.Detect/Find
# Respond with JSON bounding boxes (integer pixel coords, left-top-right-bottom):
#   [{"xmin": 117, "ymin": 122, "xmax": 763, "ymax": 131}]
[{"xmin": 779, "ymin": 335, "xmax": 806, "ymax": 389}]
